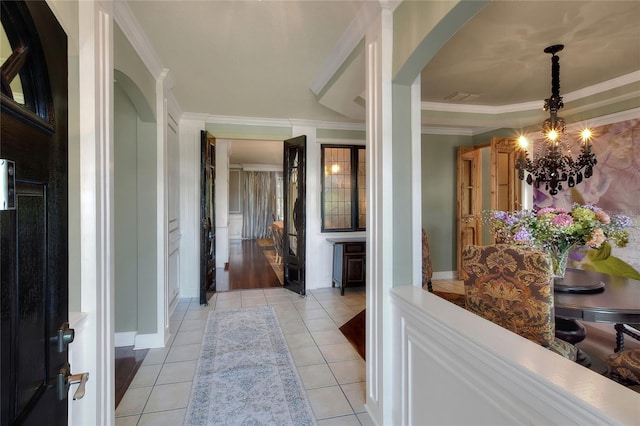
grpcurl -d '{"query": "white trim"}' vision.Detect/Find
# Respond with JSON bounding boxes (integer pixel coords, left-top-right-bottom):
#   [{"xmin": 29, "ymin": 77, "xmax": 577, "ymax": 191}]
[
  {"xmin": 114, "ymin": 331, "xmax": 137, "ymax": 347},
  {"xmin": 390, "ymin": 287, "xmax": 640, "ymax": 425},
  {"xmin": 134, "ymin": 332, "xmax": 166, "ymax": 349},
  {"xmin": 316, "ymin": 138, "xmax": 366, "ymax": 145},
  {"xmin": 411, "ymin": 75, "xmax": 422, "ymax": 287},
  {"xmin": 72, "ymin": 2, "xmax": 114, "ymax": 425},
  {"xmin": 432, "ymin": 270, "xmax": 457, "ymax": 280},
  {"xmin": 421, "ymin": 70, "xmax": 640, "ymax": 115},
  {"xmin": 113, "ymin": 1, "xmax": 165, "ymax": 81},
  {"xmin": 310, "ymin": 1, "xmax": 380, "ymax": 96},
  {"xmin": 239, "ymin": 164, "xmax": 282, "ymax": 172},
  {"xmin": 181, "ymin": 112, "xmax": 366, "ymax": 132}
]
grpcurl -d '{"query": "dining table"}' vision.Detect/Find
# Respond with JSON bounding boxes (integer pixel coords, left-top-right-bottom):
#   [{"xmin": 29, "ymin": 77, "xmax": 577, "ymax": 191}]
[{"xmin": 553, "ymin": 268, "xmax": 640, "ymax": 352}]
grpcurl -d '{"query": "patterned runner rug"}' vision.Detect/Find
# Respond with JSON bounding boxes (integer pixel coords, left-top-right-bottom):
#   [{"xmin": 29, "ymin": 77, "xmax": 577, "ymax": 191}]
[{"xmin": 185, "ymin": 307, "xmax": 317, "ymax": 425}]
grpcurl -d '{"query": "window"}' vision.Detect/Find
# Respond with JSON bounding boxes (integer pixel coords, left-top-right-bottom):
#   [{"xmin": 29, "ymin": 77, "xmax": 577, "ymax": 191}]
[{"xmin": 321, "ymin": 145, "xmax": 366, "ymax": 232}]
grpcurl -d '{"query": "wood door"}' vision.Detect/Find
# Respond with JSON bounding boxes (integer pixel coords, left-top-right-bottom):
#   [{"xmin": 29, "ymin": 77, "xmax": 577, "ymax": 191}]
[
  {"xmin": 1, "ymin": 1, "xmax": 71, "ymax": 424},
  {"xmin": 456, "ymin": 146, "xmax": 481, "ymax": 277},
  {"xmin": 200, "ymin": 132, "xmax": 216, "ymax": 304},
  {"xmin": 490, "ymin": 137, "xmax": 521, "ymax": 212},
  {"xmin": 283, "ymin": 136, "xmax": 306, "ymax": 295}
]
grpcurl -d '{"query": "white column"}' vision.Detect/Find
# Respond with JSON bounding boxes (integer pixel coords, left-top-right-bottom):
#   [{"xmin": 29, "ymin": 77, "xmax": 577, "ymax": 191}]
[
  {"xmin": 364, "ymin": 6, "xmax": 394, "ymax": 425},
  {"xmin": 72, "ymin": 0, "xmax": 114, "ymax": 424}
]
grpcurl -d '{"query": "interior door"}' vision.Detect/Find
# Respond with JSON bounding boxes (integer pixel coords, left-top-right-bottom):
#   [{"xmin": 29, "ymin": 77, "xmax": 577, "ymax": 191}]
[
  {"xmin": 456, "ymin": 146, "xmax": 481, "ymax": 277},
  {"xmin": 283, "ymin": 135, "xmax": 306, "ymax": 295},
  {"xmin": 200, "ymin": 132, "xmax": 216, "ymax": 304},
  {"xmin": 1, "ymin": 1, "xmax": 71, "ymax": 424},
  {"xmin": 490, "ymin": 137, "xmax": 521, "ymax": 212}
]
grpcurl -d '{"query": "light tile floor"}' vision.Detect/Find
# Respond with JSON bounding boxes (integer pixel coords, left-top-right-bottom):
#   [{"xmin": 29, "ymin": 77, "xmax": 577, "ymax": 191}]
[{"xmin": 115, "ymin": 287, "xmax": 373, "ymax": 426}]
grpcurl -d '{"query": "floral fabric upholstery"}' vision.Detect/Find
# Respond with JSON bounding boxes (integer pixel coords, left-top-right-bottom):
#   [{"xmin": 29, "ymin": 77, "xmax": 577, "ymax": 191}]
[
  {"xmin": 462, "ymin": 244, "xmax": 577, "ymax": 361},
  {"xmin": 606, "ymin": 349, "xmax": 640, "ymax": 385},
  {"xmin": 422, "ymin": 229, "xmax": 466, "ymax": 307}
]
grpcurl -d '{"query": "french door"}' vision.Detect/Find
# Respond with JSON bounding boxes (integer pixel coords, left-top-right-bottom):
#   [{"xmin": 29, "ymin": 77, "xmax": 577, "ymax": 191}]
[{"xmin": 283, "ymin": 136, "xmax": 306, "ymax": 295}]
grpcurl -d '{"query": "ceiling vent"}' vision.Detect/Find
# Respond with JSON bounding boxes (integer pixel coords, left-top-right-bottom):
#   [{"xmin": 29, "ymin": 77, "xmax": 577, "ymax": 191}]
[{"xmin": 444, "ymin": 91, "xmax": 481, "ymax": 102}]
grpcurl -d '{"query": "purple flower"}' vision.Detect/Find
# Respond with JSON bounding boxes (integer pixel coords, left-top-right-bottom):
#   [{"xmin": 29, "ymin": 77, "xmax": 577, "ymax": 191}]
[{"xmin": 513, "ymin": 227, "xmax": 532, "ymax": 242}]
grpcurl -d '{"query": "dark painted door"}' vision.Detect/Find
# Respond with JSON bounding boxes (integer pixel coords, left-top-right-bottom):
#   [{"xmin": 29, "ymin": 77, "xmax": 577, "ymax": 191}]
[
  {"xmin": 200, "ymin": 131, "xmax": 216, "ymax": 304},
  {"xmin": 1, "ymin": 1, "xmax": 70, "ymax": 425},
  {"xmin": 283, "ymin": 136, "xmax": 306, "ymax": 295}
]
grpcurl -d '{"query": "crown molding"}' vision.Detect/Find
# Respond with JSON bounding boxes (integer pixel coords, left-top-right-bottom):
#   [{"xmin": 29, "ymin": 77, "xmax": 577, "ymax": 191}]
[
  {"xmin": 113, "ymin": 1, "xmax": 164, "ymax": 80},
  {"xmin": 421, "ymin": 71, "xmax": 640, "ymax": 116},
  {"xmin": 180, "ymin": 113, "xmax": 365, "ymax": 132},
  {"xmin": 310, "ymin": 1, "xmax": 380, "ymax": 96}
]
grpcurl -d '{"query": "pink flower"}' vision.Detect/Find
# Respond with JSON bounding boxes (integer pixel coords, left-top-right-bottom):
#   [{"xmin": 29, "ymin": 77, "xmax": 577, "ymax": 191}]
[
  {"xmin": 586, "ymin": 228, "xmax": 606, "ymax": 248},
  {"xmin": 595, "ymin": 210, "xmax": 610, "ymax": 224},
  {"xmin": 537, "ymin": 207, "xmax": 556, "ymax": 216},
  {"xmin": 551, "ymin": 213, "xmax": 573, "ymax": 227}
]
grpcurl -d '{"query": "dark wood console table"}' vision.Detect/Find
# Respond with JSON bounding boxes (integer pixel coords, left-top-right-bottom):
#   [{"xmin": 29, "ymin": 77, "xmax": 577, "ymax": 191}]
[{"xmin": 327, "ymin": 237, "xmax": 366, "ymax": 295}]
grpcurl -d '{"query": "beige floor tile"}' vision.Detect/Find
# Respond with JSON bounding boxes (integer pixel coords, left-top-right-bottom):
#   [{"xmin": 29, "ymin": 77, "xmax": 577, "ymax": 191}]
[
  {"xmin": 294, "ymin": 300, "xmax": 323, "ymax": 311},
  {"xmin": 284, "ymin": 332, "xmax": 316, "ymax": 348},
  {"xmin": 156, "ymin": 360, "xmax": 197, "ymax": 385},
  {"xmin": 311, "ymin": 330, "xmax": 348, "ymax": 346},
  {"xmin": 114, "ymin": 415, "xmax": 139, "ymax": 426},
  {"xmin": 279, "ymin": 319, "xmax": 308, "ymax": 335},
  {"xmin": 242, "ymin": 298, "xmax": 267, "ymax": 307},
  {"xmin": 340, "ymin": 381, "xmax": 366, "ymax": 413},
  {"xmin": 214, "ymin": 299, "xmax": 242, "ymax": 310},
  {"xmin": 299, "ymin": 309, "xmax": 331, "ymax": 321},
  {"xmin": 304, "ymin": 318, "xmax": 338, "ymax": 332},
  {"xmin": 318, "ymin": 343, "xmax": 360, "ymax": 363},
  {"xmin": 357, "ymin": 412, "xmax": 375, "ymax": 425},
  {"xmin": 266, "ymin": 295, "xmax": 292, "ymax": 305},
  {"xmin": 129, "ymin": 364, "xmax": 161, "ymax": 388},
  {"xmin": 217, "ymin": 292, "xmax": 241, "ymax": 300},
  {"xmin": 179, "ymin": 319, "xmax": 207, "ymax": 332},
  {"xmin": 173, "ymin": 330, "xmax": 204, "ymax": 346},
  {"xmin": 324, "ymin": 307, "xmax": 356, "ymax": 318},
  {"xmin": 317, "ymin": 414, "xmax": 362, "ymax": 426},
  {"xmin": 307, "ymin": 386, "xmax": 353, "ymax": 419},
  {"xmin": 298, "ymin": 364, "xmax": 338, "ymax": 389},
  {"xmin": 240, "ymin": 289, "xmax": 265, "ymax": 298},
  {"xmin": 272, "ymin": 303, "xmax": 298, "ymax": 313},
  {"xmin": 289, "ymin": 345, "xmax": 326, "ymax": 366},
  {"xmin": 183, "ymin": 310, "xmax": 213, "ymax": 320},
  {"xmin": 115, "ymin": 386, "xmax": 153, "ymax": 417},
  {"xmin": 263, "ymin": 288, "xmax": 288, "ymax": 296},
  {"xmin": 141, "ymin": 347, "xmax": 169, "ymax": 366},
  {"xmin": 329, "ymin": 359, "xmax": 366, "ymax": 384},
  {"xmin": 169, "ymin": 320, "xmax": 181, "ymax": 333},
  {"xmin": 138, "ymin": 408, "xmax": 186, "ymax": 426},
  {"xmin": 330, "ymin": 313, "xmax": 358, "ymax": 328},
  {"xmin": 143, "ymin": 382, "xmax": 192, "ymax": 413},
  {"xmin": 165, "ymin": 343, "xmax": 201, "ymax": 363},
  {"xmin": 276, "ymin": 309, "xmax": 303, "ymax": 321}
]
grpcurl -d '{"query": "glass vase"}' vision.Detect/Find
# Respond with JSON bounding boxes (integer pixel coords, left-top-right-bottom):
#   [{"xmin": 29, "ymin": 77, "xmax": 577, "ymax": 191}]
[{"xmin": 546, "ymin": 245, "xmax": 572, "ymax": 283}]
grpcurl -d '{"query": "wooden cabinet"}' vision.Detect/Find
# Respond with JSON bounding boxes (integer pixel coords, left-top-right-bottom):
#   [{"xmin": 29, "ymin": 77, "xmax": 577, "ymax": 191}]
[{"xmin": 328, "ymin": 238, "xmax": 366, "ymax": 295}]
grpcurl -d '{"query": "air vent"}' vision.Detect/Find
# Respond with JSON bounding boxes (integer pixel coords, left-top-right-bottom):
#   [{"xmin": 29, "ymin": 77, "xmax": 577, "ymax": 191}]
[{"xmin": 444, "ymin": 91, "xmax": 481, "ymax": 102}]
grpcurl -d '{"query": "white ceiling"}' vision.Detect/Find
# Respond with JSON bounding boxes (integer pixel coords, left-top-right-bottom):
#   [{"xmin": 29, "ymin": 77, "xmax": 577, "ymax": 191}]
[{"xmin": 125, "ymin": 0, "xmax": 640, "ymax": 161}]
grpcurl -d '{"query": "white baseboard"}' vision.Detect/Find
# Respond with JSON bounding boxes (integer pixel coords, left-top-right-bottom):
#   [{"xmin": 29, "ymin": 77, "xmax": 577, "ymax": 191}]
[
  {"xmin": 114, "ymin": 331, "xmax": 137, "ymax": 347},
  {"xmin": 134, "ymin": 331, "xmax": 167, "ymax": 349}
]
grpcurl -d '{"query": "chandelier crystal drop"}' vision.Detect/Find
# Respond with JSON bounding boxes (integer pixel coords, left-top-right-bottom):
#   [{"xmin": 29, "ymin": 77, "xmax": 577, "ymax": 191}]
[{"xmin": 515, "ymin": 45, "xmax": 597, "ymax": 196}]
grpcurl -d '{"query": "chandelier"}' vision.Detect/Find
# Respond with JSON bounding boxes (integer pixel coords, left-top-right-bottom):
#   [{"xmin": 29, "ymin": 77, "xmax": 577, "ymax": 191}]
[{"xmin": 515, "ymin": 44, "xmax": 597, "ymax": 196}]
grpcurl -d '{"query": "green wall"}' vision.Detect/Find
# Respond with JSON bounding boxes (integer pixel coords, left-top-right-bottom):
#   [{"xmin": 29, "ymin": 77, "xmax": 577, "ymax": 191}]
[
  {"xmin": 421, "ymin": 133, "xmax": 473, "ymax": 272},
  {"xmin": 114, "ymin": 84, "xmax": 139, "ymax": 332}
]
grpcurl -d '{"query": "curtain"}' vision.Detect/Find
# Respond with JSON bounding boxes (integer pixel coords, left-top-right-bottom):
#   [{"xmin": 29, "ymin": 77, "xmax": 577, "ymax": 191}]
[{"xmin": 241, "ymin": 171, "xmax": 278, "ymax": 239}]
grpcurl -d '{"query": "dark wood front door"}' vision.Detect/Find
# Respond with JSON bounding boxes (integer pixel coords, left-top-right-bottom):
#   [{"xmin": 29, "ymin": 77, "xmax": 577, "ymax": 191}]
[
  {"xmin": 200, "ymin": 131, "xmax": 216, "ymax": 304},
  {"xmin": 283, "ymin": 136, "xmax": 306, "ymax": 295},
  {"xmin": 1, "ymin": 1, "xmax": 70, "ymax": 424}
]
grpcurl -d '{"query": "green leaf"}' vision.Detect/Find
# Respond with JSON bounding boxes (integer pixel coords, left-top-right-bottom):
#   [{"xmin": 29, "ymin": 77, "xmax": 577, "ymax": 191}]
[
  {"xmin": 582, "ymin": 255, "xmax": 640, "ymax": 280},
  {"xmin": 585, "ymin": 243, "xmax": 612, "ymax": 262}
]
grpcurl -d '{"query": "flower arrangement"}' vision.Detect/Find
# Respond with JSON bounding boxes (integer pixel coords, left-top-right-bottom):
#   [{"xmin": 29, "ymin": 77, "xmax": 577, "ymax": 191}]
[{"xmin": 489, "ymin": 204, "xmax": 633, "ymax": 278}]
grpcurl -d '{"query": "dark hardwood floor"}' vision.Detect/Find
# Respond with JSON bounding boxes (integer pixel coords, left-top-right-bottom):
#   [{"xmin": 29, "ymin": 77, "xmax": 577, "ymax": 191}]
[
  {"xmin": 116, "ymin": 239, "xmax": 281, "ymax": 407},
  {"xmin": 114, "ymin": 346, "xmax": 149, "ymax": 408},
  {"xmin": 215, "ymin": 239, "xmax": 282, "ymax": 291}
]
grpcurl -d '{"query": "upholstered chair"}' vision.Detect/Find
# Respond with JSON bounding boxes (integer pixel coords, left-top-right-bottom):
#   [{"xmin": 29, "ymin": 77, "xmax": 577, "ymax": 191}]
[
  {"xmin": 270, "ymin": 223, "xmax": 284, "ymax": 264},
  {"xmin": 605, "ymin": 349, "xmax": 640, "ymax": 386},
  {"xmin": 461, "ymin": 244, "xmax": 577, "ymax": 361}
]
